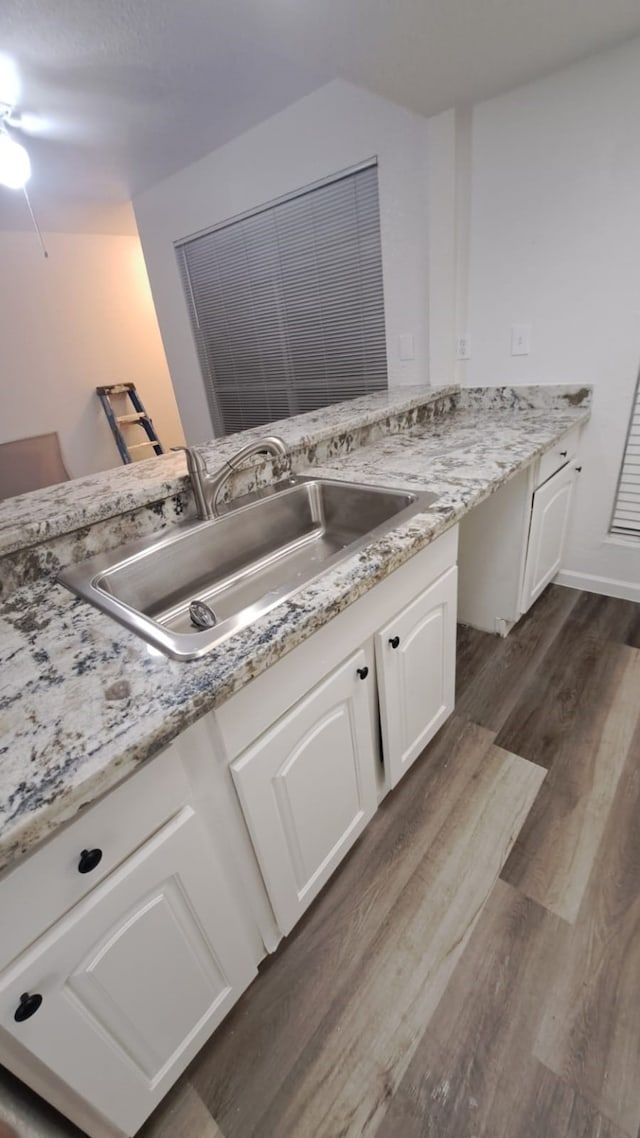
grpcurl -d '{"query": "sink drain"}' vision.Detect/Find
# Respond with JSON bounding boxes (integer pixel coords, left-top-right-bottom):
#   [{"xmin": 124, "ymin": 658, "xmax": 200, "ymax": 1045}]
[{"xmin": 189, "ymin": 600, "xmax": 217, "ymax": 630}]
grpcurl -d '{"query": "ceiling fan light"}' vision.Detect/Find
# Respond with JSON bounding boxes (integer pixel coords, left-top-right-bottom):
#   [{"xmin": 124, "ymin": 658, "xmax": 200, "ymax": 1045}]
[{"xmin": 0, "ymin": 131, "xmax": 31, "ymax": 189}]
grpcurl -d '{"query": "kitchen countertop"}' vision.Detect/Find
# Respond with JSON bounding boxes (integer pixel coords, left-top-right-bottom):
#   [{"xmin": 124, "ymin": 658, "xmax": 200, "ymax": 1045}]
[
  {"xmin": 0, "ymin": 385, "xmax": 458, "ymax": 559},
  {"xmin": 0, "ymin": 387, "xmax": 590, "ymax": 873}
]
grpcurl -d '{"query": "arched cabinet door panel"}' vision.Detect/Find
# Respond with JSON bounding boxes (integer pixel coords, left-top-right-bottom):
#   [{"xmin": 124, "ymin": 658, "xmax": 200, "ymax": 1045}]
[{"xmin": 231, "ymin": 648, "xmax": 378, "ymax": 935}]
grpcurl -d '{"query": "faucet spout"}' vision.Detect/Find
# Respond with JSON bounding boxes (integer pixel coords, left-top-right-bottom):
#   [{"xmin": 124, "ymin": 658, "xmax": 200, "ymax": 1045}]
[
  {"xmin": 173, "ymin": 436, "xmax": 290, "ymax": 520},
  {"xmin": 210, "ymin": 436, "xmax": 290, "ymax": 516}
]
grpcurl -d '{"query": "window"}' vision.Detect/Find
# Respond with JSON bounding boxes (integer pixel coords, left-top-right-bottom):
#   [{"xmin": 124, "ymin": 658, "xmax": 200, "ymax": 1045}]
[
  {"xmin": 177, "ymin": 163, "xmax": 387, "ymax": 436},
  {"xmin": 611, "ymin": 371, "xmax": 640, "ymax": 537}
]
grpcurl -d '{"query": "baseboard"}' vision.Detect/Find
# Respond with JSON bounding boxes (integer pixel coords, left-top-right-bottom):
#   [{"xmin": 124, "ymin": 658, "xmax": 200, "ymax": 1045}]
[{"xmin": 554, "ymin": 570, "xmax": 640, "ymax": 604}]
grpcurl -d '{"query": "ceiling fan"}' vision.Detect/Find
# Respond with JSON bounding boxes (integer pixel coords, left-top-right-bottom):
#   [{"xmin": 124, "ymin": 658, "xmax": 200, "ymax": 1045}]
[
  {"xmin": 0, "ymin": 101, "xmax": 48, "ymax": 256},
  {"xmin": 0, "ymin": 101, "xmax": 31, "ymax": 188}
]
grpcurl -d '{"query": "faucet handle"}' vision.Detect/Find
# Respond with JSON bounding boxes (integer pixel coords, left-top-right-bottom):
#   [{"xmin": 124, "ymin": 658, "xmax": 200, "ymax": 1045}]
[
  {"xmin": 171, "ymin": 445, "xmax": 208, "ymax": 473},
  {"xmin": 171, "ymin": 445, "xmax": 211, "ymax": 519}
]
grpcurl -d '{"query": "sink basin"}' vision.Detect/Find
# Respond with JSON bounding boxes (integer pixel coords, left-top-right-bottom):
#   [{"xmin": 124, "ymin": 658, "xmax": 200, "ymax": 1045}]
[{"xmin": 60, "ymin": 476, "xmax": 438, "ymax": 659}]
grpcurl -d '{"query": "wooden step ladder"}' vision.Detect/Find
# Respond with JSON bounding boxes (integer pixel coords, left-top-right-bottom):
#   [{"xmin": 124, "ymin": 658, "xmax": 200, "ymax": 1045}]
[{"xmin": 96, "ymin": 383, "xmax": 164, "ymax": 465}]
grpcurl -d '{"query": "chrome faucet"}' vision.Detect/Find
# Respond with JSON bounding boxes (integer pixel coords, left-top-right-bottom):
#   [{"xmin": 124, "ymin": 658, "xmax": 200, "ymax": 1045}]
[{"xmin": 173, "ymin": 436, "xmax": 290, "ymax": 520}]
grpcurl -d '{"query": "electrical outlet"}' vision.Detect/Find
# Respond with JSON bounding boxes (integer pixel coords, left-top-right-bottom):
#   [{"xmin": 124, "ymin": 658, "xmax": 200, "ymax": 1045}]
[
  {"xmin": 511, "ymin": 324, "xmax": 531, "ymax": 356},
  {"xmin": 457, "ymin": 334, "xmax": 471, "ymax": 360}
]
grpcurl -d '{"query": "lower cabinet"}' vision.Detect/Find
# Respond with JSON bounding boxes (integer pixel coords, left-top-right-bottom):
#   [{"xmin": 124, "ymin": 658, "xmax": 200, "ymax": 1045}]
[
  {"xmin": 458, "ymin": 427, "xmax": 582, "ymax": 636},
  {"xmin": 0, "ymin": 805, "xmax": 256, "ymax": 1136},
  {"xmin": 0, "ymin": 529, "xmax": 459, "ymax": 1138},
  {"xmin": 520, "ymin": 462, "xmax": 576, "ymax": 612},
  {"xmin": 230, "ymin": 555, "xmax": 459, "ymax": 931},
  {"xmin": 376, "ymin": 565, "xmax": 458, "ymax": 788},
  {"xmin": 231, "ymin": 648, "xmax": 378, "ymax": 935}
]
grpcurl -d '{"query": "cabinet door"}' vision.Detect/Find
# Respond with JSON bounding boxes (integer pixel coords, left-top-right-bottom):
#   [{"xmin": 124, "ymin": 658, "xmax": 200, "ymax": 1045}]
[
  {"xmin": 521, "ymin": 462, "xmax": 576, "ymax": 613},
  {"xmin": 0, "ymin": 807, "xmax": 256, "ymax": 1137},
  {"xmin": 376, "ymin": 566, "xmax": 457, "ymax": 788},
  {"xmin": 231, "ymin": 649, "xmax": 378, "ymax": 935}
]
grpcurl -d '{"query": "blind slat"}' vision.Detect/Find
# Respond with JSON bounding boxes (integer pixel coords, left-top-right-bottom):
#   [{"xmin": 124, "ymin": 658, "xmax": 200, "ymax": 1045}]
[
  {"xmin": 177, "ymin": 164, "xmax": 387, "ymax": 436},
  {"xmin": 611, "ymin": 375, "xmax": 640, "ymax": 537}
]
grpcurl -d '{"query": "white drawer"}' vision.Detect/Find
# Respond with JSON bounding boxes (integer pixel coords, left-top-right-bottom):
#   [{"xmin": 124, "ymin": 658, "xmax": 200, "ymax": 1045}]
[
  {"xmin": 535, "ymin": 425, "xmax": 581, "ymax": 488},
  {"xmin": 0, "ymin": 745, "xmax": 190, "ymax": 971}
]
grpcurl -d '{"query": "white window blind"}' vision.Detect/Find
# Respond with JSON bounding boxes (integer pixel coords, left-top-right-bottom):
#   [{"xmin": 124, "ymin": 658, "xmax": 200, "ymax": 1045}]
[
  {"xmin": 611, "ymin": 372, "xmax": 640, "ymax": 537},
  {"xmin": 176, "ymin": 163, "xmax": 388, "ymax": 436}
]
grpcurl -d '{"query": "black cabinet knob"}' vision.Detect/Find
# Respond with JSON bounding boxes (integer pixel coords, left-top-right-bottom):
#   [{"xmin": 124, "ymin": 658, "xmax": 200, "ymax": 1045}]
[
  {"xmin": 356, "ymin": 666, "xmax": 369, "ymax": 680},
  {"xmin": 78, "ymin": 848, "xmax": 103, "ymax": 874},
  {"xmin": 14, "ymin": 992, "xmax": 43, "ymax": 1022},
  {"xmin": 560, "ymin": 450, "xmax": 568, "ymax": 457},
  {"xmin": 388, "ymin": 636, "xmax": 400, "ymax": 649}
]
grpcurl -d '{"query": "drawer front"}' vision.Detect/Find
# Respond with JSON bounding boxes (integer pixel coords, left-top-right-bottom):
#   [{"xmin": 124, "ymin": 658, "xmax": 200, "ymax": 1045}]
[
  {"xmin": 535, "ymin": 425, "xmax": 581, "ymax": 488},
  {"xmin": 0, "ymin": 746, "xmax": 190, "ymax": 971}
]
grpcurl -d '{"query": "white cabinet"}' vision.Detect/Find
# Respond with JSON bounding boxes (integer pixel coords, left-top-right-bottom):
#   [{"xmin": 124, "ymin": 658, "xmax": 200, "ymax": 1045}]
[
  {"xmin": 458, "ymin": 427, "xmax": 582, "ymax": 636},
  {"xmin": 521, "ymin": 461, "xmax": 576, "ymax": 611},
  {"xmin": 376, "ymin": 566, "xmax": 457, "ymax": 788},
  {"xmin": 231, "ymin": 648, "xmax": 378, "ymax": 935},
  {"xmin": 0, "ymin": 529, "xmax": 459, "ymax": 1138},
  {"xmin": 0, "ymin": 806, "xmax": 256, "ymax": 1137},
  {"xmin": 228, "ymin": 540, "xmax": 460, "ymax": 934}
]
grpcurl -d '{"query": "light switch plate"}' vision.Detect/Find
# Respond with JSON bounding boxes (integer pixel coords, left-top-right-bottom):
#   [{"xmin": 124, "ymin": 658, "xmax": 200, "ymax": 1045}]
[
  {"xmin": 456, "ymin": 334, "xmax": 471, "ymax": 360},
  {"xmin": 511, "ymin": 324, "xmax": 531, "ymax": 355}
]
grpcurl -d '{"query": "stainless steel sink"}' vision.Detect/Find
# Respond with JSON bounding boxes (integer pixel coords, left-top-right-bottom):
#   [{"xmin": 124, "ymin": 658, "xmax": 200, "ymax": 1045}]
[{"xmin": 59, "ymin": 476, "xmax": 438, "ymax": 659}]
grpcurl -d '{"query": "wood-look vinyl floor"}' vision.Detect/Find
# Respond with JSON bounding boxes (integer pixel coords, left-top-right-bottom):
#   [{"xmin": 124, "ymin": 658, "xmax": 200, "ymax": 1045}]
[
  {"xmin": 533, "ymin": 713, "xmax": 640, "ymax": 1135},
  {"xmin": 203, "ymin": 742, "xmax": 542, "ymax": 1138},
  {"xmin": 3, "ymin": 586, "xmax": 640, "ymax": 1138},
  {"xmin": 374, "ymin": 880, "xmax": 626, "ymax": 1138},
  {"xmin": 500, "ymin": 642, "xmax": 640, "ymax": 921}
]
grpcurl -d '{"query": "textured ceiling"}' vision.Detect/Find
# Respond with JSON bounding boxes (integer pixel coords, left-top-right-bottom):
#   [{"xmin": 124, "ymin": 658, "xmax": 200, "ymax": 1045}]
[
  {"xmin": 0, "ymin": 0, "xmax": 328, "ymax": 230},
  {"xmin": 2, "ymin": 0, "xmax": 640, "ymax": 231}
]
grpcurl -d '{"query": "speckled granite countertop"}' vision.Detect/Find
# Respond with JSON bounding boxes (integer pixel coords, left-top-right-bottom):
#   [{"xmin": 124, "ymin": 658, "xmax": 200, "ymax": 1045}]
[
  {"xmin": 0, "ymin": 386, "xmax": 590, "ymax": 873},
  {"xmin": 0, "ymin": 385, "xmax": 458, "ymax": 558}
]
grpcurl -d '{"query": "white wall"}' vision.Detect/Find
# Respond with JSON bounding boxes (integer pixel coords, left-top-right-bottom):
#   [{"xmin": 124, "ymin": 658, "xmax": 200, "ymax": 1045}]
[
  {"xmin": 0, "ymin": 231, "xmax": 185, "ymax": 479},
  {"xmin": 134, "ymin": 80, "xmax": 431, "ymax": 443},
  {"xmin": 427, "ymin": 107, "xmax": 472, "ymax": 385},
  {"xmin": 465, "ymin": 36, "xmax": 640, "ymax": 600}
]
